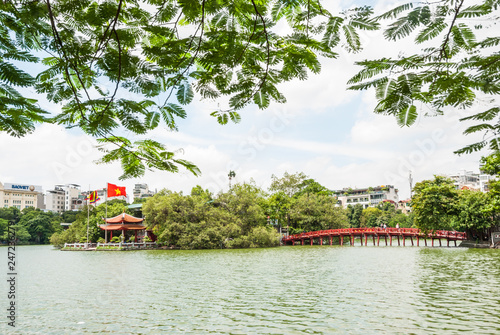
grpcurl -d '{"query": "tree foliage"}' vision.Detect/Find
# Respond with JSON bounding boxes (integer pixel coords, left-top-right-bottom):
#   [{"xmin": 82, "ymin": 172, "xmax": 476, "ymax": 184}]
[
  {"xmin": 1, "ymin": 0, "xmax": 378, "ymax": 179},
  {"xmin": 0, "ymin": 206, "xmax": 62, "ymax": 244},
  {"xmin": 453, "ymin": 189, "xmax": 495, "ymax": 239},
  {"xmin": 411, "ymin": 176, "xmax": 459, "ymax": 232},
  {"xmin": 347, "ymin": 203, "xmax": 363, "ymax": 227},
  {"xmin": 348, "ymin": 0, "xmax": 500, "ymax": 155},
  {"xmin": 289, "ymin": 193, "xmax": 348, "ymax": 232},
  {"xmin": 142, "ymin": 183, "xmax": 279, "ymax": 249}
]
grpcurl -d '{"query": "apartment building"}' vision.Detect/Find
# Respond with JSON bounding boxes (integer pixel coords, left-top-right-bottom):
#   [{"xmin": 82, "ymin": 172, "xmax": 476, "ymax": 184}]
[{"xmin": 336, "ymin": 185, "xmax": 399, "ymax": 209}]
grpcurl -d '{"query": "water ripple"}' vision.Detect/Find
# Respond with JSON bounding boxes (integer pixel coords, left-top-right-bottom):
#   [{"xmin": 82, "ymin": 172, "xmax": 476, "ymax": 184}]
[{"xmin": 1, "ymin": 246, "xmax": 499, "ymax": 334}]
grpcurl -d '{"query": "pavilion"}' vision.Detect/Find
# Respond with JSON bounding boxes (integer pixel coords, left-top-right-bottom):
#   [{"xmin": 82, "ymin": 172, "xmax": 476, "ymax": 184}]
[{"xmin": 100, "ymin": 212, "xmax": 146, "ymax": 242}]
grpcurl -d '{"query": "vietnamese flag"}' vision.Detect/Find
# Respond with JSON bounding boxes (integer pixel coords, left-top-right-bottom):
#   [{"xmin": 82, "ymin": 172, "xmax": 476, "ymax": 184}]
[{"xmin": 108, "ymin": 183, "xmax": 126, "ymax": 198}]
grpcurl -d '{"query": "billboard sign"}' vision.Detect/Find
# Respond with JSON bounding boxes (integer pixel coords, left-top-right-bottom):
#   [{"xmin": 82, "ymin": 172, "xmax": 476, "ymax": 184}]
[{"xmin": 4, "ymin": 183, "xmax": 43, "ymax": 192}]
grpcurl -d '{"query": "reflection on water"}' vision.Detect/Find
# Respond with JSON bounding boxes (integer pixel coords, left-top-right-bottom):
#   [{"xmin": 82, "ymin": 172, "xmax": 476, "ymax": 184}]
[{"xmin": 1, "ymin": 245, "xmax": 499, "ymax": 334}]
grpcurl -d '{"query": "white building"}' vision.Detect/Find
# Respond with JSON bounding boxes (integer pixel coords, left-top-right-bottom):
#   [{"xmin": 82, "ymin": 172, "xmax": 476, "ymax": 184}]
[
  {"xmin": 133, "ymin": 183, "xmax": 154, "ymax": 201},
  {"xmin": 0, "ymin": 182, "xmax": 44, "ymax": 210},
  {"xmin": 59, "ymin": 184, "xmax": 81, "ymax": 211},
  {"xmin": 45, "ymin": 184, "xmax": 83, "ymax": 212},
  {"xmin": 336, "ymin": 185, "xmax": 399, "ymax": 209},
  {"xmin": 447, "ymin": 170, "xmax": 493, "ymax": 192},
  {"xmin": 45, "ymin": 186, "xmax": 66, "ymax": 212}
]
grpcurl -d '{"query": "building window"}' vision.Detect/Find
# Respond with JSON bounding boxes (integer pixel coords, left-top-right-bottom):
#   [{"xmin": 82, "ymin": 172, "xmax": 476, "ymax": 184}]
[{"xmin": 4, "ymin": 200, "xmax": 8, "ymax": 204}]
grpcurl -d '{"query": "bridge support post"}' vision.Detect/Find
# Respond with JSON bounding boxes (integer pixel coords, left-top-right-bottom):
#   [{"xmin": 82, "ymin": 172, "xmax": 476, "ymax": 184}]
[
  {"xmin": 351, "ymin": 235, "xmax": 354, "ymax": 246},
  {"xmin": 390, "ymin": 235, "xmax": 392, "ymax": 246},
  {"xmin": 365, "ymin": 234, "xmax": 368, "ymax": 246},
  {"xmin": 410, "ymin": 236, "xmax": 414, "ymax": 246},
  {"xmin": 320, "ymin": 237, "xmax": 323, "ymax": 246},
  {"xmin": 425, "ymin": 238, "xmax": 427, "ymax": 247},
  {"xmin": 385, "ymin": 235, "xmax": 387, "ymax": 246},
  {"xmin": 372, "ymin": 235, "xmax": 376, "ymax": 246},
  {"xmin": 397, "ymin": 235, "xmax": 400, "ymax": 246},
  {"xmin": 329, "ymin": 236, "xmax": 332, "ymax": 246},
  {"xmin": 301, "ymin": 239, "xmax": 304, "ymax": 246},
  {"xmin": 340, "ymin": 235, "xmax": 344, "ymax": 246},
  {"xmin": 454, "ymin": 240, "xmax": 457, "ymax": 247},
  {"xmin": 417, "ymin": 236, "xmax": 419, "ymax": 246},
  {"xmin": 439, "ymin": 238, "xmax": 442, "ymax": 247},
  {"xmin": 432, "ymin": 238, "xmax": 434, "ymax": 247},
  {"xmin": 310, "ymin": 238, "xmax": 313, "ymax": 246},
  {"xmin": 447, "ymin": 239, "xmax": 449, "ymax": 247},
  {"xmin": 377, "ymin": 235, "xmax": 380, "ymax": 246}
]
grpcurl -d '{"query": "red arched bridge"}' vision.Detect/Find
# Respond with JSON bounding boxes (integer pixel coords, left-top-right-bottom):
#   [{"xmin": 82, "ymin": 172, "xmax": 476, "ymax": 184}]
[{"xmin": 282, "ymin": 228, "xmax": 467, "ymax": 247}]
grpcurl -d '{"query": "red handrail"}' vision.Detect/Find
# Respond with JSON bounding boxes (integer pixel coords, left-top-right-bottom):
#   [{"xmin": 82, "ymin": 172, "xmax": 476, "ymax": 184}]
[{"xmin": 283, "ymin": 227, "xmax": 466, "ymax": 242}]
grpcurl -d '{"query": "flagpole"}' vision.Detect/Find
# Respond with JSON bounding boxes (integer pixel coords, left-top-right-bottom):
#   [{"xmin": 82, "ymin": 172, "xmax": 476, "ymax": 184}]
[
  {"xmin": 86, "ymin": 187, "xmax": 90, "ymax": 245},
  {"xmin": 105, "ymin": 185, "xmax": 108, "ymax": 243}
]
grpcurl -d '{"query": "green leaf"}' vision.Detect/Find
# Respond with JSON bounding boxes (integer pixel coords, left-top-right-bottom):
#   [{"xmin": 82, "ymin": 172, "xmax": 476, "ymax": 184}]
[
  {"xmin": 463, "ymin": 123, "xmax": 494, "ymax": 135},
  {"xmin": 176, "ymin": 81, "xmax": 194, "ymax": 105},
  {"xmin": 322, "ymin": 17, "xmax": 343, "ymax": 48},
  {"xmin": 415, "ymin": 19, "xmax": 446, "ymax": 44},
  {"xmin": 342, "ymin": 24, "xmax": 360, "ymax": 52},
  {"xmin": 397, "ymin": 104, "xmax": 417, "ymax": 127},
  {"xmin": 451, "ymin": 24, "xmax": 476, "ymax": 50},
  {"xmin": 454, "ymin": 141, "xmax": 487, "ymax": 155},
  {"xmin": 253, "ymin": 90, "xmax": 270, "ymax": 109},
  {"xmin": 217, "ymin": 113, "xmax": 229, "ymax": 125},
  {"xmin": 375, "ymin": 3, "xmax": 414, "ymax": 21},
  {"xmin": 228, "ymin": 111, "xmax": 241, "ymax": 123},
  {"xmin": 457, "ymin": 4, "xmax": 490, "ymax": 18},
  {"xmin": 460, "ymin": 107, "xmax": 500, "ymax": 122},
  {"xmin": 145, "ymin": 111, "xmax": 160, "ymax": 129},
  {"xmin": 375, "ymin": 77, "xmax": 395, "ymax": 100}
]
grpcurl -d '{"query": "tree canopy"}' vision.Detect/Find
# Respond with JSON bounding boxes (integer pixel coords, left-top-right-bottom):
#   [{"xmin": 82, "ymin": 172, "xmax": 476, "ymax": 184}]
[
  {"xmin": 1, "ymin": 0, "xmax": 378, "ymax": 179},
  {"xmin": 348, "ymin": 0, "xmax": 500, "ymax": 155},
  {"xmin": 412, "ymin": 176, "xmax": 458, "ymax": 232}
]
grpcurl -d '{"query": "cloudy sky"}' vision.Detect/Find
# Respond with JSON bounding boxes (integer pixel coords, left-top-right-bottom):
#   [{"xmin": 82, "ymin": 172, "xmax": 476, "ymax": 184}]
[{"xmin": 0, "ymin": 0, "xmax": 488, "ymax": 201}]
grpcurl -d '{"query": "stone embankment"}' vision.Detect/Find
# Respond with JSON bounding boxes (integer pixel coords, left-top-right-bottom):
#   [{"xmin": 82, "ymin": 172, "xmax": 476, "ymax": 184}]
[{"xmin": 459, "ymin": 240, "xmax": 495, "ymax": 248}]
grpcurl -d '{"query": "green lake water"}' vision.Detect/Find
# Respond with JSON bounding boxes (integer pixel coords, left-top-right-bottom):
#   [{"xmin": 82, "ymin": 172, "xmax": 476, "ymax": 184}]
[{"xmin": 1, "ymin": 245, "xmax": 499, "ymax": 334}]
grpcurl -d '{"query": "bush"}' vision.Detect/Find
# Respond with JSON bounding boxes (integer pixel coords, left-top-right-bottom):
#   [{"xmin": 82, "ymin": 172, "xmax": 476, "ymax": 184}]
[
  {"xmin": 226, "ymin": 226, "xmax": 280, "ymax": 248},
  {"xmin": 110, "ymin": 236, "xmax": 120, "ymax": 243},
  {"xmin": 97, "ymin": 237, "xmax": 105, "ymax": 243}
]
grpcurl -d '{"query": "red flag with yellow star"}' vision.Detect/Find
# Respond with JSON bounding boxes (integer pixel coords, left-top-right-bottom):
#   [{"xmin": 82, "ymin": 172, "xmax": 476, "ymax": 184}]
[{"xmin": 107, "ymin": 183, "xmax": 126, "ymax": 198}]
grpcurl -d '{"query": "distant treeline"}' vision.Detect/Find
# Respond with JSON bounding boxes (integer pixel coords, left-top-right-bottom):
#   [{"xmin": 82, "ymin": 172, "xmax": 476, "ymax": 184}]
[{"xmin": 3, "ymin": 172, "xmax": 497, "ymax": 249}]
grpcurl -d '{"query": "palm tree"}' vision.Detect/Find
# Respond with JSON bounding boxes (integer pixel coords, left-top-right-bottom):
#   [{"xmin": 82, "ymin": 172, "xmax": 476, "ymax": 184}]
[{"xmin": 228, "ymin": 170, "xmax": 236, "ymax": 190}]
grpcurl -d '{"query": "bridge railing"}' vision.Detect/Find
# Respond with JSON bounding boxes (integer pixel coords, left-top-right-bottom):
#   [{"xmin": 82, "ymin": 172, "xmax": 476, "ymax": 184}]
[{"xmin": 283, "ymin": 228, "xmax": 466, "ymax": 241}]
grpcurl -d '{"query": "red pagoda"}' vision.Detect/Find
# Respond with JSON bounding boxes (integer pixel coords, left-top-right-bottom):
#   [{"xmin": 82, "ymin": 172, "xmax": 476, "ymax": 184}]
[{"xmin": 100, "ymin": 212, "xmax": 148, "ymax": 242}]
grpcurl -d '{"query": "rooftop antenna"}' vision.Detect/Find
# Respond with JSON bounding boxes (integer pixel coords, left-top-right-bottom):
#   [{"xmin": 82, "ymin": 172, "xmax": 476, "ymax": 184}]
[{"xmin": 409, "ymin": 170, "xmax": 413, "ymax": 199}]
